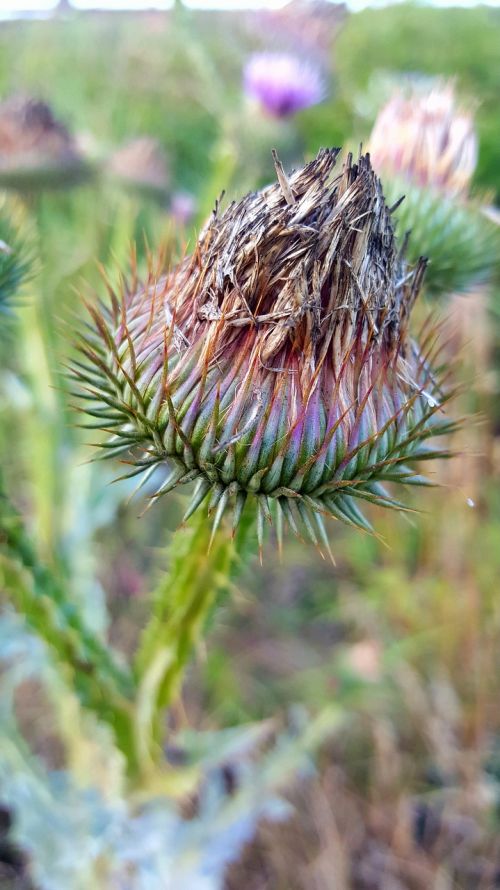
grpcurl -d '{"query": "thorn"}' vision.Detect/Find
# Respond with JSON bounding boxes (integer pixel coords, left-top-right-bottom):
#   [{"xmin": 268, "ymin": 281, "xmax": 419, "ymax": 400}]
[
  {"xmin": 296, "ymin": 499, "xmax": 323, "ymax": 557},
  {"xmin": 124, "ymin": 463, "xmax": 159, "ymax": 506},
  {"xmin": 275, "ymin": 498, "xmax": 284, "ymax": 563},
  {"xmin": 280, "ymin": 497, "xmax": 302, "ymax": 541},
  {"xmin": 208, "ymin": 483, "xmax": 225, "ymax": 516},
  {"xmin": 209, "ymin": 487, "xmax": 230, "ymax": 551},
  {"xmin": 232, "ymin": 490, "xmax": 247, "ymax": 539},
  {"xmin": 182, "ymin": 477, "xmax": 211, "ymax": 523},
  {"xmin": 257, "ymin": 498, "xmax": 265, "ymax": 565},
  {"xmin": 314, "ymin": 511, "xmax": 336, "ymax": 566}
]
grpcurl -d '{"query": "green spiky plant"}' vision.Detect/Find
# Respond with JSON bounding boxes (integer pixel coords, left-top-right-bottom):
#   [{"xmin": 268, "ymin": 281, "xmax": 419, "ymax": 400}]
[
  {"xmin": 0, "ymin": 196, "xmax": 341, "ymax": 890},
  {"xmin": 61, "ymin": 148, "xmax": 460, "ymax": 780},
  {"xmin": 383, "ymin": 178, "xmax": 499, "ymax": 299},
  {"xmin": 2, "ymin": 148, "xmax": 459, "ymax": 781}
]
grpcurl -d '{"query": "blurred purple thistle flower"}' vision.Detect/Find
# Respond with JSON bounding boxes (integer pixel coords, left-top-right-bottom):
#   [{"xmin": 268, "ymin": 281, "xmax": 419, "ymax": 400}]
[
  {"xmin": 243, "ymin": 53, "xmax": 324, "ymax": 119},
  {"xmin": 170, "ymin": 191, "xmax": 197, "ymax": 227}
]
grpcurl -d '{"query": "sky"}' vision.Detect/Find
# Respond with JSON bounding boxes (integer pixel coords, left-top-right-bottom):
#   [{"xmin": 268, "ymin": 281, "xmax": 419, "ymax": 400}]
[{"xmin": 2, "ymin": 0, "xmax": 500, "ymax": 12}]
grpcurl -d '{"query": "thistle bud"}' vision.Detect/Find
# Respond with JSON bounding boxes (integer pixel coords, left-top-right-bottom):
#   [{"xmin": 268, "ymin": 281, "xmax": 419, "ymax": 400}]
[
  {"xmin": 369, "ymin": 83, "xmax": 498, "ymax": 296},
  {"xmin": 74, "ymin": 150, "xmax": 456, "ymax": 554},
  {"xmin": 369, "ymin": 83, "xmax": 477, "ymax": 199},
  {"xmin": 0, "ymin": 96, "xmax": 90, "ymax": 191}
]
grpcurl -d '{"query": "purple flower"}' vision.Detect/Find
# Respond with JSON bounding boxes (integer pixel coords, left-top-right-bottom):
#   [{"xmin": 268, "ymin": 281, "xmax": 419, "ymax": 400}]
[
  {"xmin": 243, "ymin": 53, "xmax": 324, "ymax": 118},
  {"xmin": 170, "ymin": 191, "xmax": 197, "ymax": 226}
]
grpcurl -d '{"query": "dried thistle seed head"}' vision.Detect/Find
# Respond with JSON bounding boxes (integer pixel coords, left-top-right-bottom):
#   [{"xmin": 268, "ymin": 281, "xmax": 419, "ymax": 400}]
[
  {"xmin": 74, "ymin": 149, "xmax": 457, "ymax": 554},
  {"xmin": 0, "ymin": 96, "xmax": 90, "ymax": 191},
  {"xmin": 369, "ymin": 82, "xmax": 477, "ymax": 199}
]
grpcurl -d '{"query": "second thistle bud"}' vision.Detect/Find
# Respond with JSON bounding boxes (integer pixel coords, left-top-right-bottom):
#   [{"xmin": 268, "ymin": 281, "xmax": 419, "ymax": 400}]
[
  {"xmin": 369, "ymin": 82, "xmax": 477, "ymax": 198},
  {"xmin": 369, "ymin": 82, "xmax": 499, "ymax": 296},
  {"xmin": 74, "ymin": 149, "xmax": 456, "ymax": 554},
  {"xmin": 0, "ymin": 96, "xmax": 90, "ymax": 192}
]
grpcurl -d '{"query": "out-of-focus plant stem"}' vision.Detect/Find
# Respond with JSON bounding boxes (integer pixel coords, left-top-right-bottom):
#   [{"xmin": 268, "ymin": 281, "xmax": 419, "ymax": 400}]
[
  {"xmin": 133, "ymin": 508, "xmax": 255, "ymax": 774},
  {"xmin": 0, "ymin": 478, "xmax": 140, "ymax": 767}
]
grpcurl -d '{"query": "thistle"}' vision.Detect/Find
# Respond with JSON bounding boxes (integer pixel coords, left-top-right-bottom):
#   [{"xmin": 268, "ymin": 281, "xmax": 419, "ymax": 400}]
[
  {"xmin": 170, "ymin": 191, "xmax": 197, "ymax": 227},
  {"xmin": 243, "ymin": 53, "xmax": 324, "ymax": 119},
  {"xmin": 369, "ymin": 83, "xmax": 499, "ymax": 296},
  {"xmin": 370, "ymin": 83, "xmax": 477, "ymax": 198},
  {"xmin": 74, "ymin": 149, "xmax": 456, "ymax": 555},
  {"xmin": 0, "ymin": 96, "xmax": 90, "ymax": 191}
]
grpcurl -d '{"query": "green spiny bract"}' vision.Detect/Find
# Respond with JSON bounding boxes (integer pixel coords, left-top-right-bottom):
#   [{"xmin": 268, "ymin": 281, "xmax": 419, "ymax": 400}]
[
  {"xmin": 0, "ymin": 198, "xmax": 33, "ymax": 316},
  {"xmin": 384, "ymin": 177, "xmax": 499, "ymax": 298},
  {"xmin": 73, "ymin": 149, "xmax": 457, "ymax": 554}
]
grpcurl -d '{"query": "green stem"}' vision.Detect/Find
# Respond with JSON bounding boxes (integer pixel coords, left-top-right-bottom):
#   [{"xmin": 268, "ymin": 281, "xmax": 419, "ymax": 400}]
[
  {"xmin": 0, "ymin": 483, "xmax": 139, "ymax": 769},
  {"xmin": 134, "ymin": 508, "xmax": 255, "ymax": 773}
]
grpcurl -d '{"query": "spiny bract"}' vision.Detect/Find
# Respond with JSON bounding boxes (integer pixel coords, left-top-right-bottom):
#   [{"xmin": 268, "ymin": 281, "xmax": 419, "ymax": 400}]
[
  {"xmin": 384, "ymin": 177, "xmax": 499, "ymax": 298},
  {"xmin": 73, "ymin": 149, "xmax": 457, "ymax": 555}
]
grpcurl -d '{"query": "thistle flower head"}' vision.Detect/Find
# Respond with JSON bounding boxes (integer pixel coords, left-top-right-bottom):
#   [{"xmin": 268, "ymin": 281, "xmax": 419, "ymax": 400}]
[
  {"xmin": 74, "ymin": 149, "xmax": 456, "ymax": 555},
  {"xmin": 369, "ymin": 82, "xmax": 477, "ymax": 198},
  {"xmin": 0, "ymin": 96, "xmax": 89, "ymax": 191},
  {"xmin": 243, "ymin": 53, "xmax": 324, "ymax": 118}
]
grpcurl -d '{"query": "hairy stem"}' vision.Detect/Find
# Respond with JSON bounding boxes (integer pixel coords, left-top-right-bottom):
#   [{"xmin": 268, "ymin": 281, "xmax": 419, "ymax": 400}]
[{"xmin": 134, "ymin": 507, "xmax": 255, "ymax": 773}]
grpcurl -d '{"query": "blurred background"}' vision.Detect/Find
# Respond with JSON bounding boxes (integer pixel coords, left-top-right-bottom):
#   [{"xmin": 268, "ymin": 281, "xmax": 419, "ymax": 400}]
[{"xmin": 1, "ymin": 0, "xmax": 500, "ymax": 887}]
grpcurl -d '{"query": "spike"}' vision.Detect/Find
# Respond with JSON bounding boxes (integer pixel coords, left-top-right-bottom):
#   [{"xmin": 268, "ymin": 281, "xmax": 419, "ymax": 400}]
[
  {"xmin": 280, "ymin": 497, "xmax": 302, "ymax": 541},
  {"xmin": 296, "ymin": 499, "xmax": 322, "ymax": 555},
  {"xmin": 208, "ymin": 483, "xmax": 225, "ymax": 516},
  {"xmin": 275, "ymin": 498, "xmax": 284, "ymax": 561},
  {"xmin": 256, "ymin": 498, "xmax": 265, "ymax": 564},
  {"xmin": 314, "ymin": 511, "xmax": 335, "ymax": 565},
  {"xmin": 232, "ymin": 490, "xmax": 247, "ymax": 538},
  {"xmin": 209, "ymin": 487, "xmax": 230, "ymax": 551},
  {"xmin": 182, "ymin": 478, "xmax": 211, "ymax": 523},
  {"xmin": 147, "ymin": 464, "xmax": 187, "ymax": 502}
]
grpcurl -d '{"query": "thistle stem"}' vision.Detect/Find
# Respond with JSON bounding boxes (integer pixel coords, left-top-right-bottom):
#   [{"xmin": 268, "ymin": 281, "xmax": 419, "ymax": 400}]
[{"xmin": 133, "ymin": 507, "xmax": 255, "ymax": 773}]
